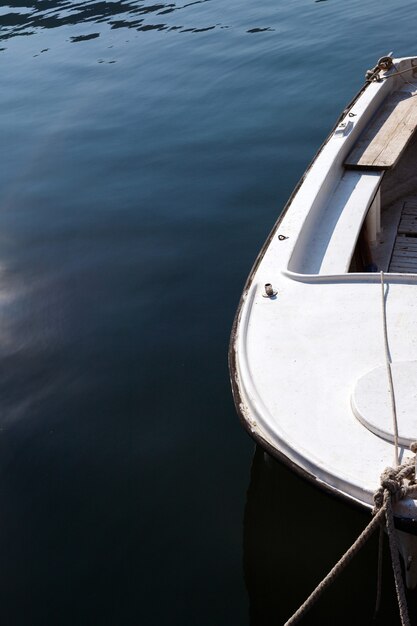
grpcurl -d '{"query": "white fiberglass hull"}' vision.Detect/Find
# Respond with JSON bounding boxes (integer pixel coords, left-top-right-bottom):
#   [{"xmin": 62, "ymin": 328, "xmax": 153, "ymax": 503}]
[{"xmin": 230, "ymin": 56, "xmax": 417, "ymax": 530}]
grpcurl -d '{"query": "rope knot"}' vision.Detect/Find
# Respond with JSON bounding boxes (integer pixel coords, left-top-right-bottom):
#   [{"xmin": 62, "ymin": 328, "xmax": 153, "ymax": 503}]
[
  {"xmin": 381, "ymin": 477, "xmax": 401, "ymax": 494},
  {"xmin": 373, "ymin": 463, "xmax": 414, "ymax": 513},
  {"xmin": 381, "ymin": 467, "xmax": 403, "ymax": 496}
]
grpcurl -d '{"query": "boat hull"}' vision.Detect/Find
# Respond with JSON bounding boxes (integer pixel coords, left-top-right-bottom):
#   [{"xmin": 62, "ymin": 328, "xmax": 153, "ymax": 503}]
[{"xmin": 230, "ymin": 56, "xmax": 417, "ymax": 533}]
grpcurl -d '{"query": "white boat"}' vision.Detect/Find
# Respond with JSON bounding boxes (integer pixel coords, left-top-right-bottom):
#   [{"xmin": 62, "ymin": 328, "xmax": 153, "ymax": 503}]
[{"xmin": 229, "ymin": 55, "xmax": 417, "ymax": 587}]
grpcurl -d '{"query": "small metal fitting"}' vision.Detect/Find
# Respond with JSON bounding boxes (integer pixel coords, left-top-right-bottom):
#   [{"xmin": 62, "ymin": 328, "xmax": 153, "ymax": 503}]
[
  {"xmin": 377, "ymin": 56, "xmax": 393, "ymax": 71},
  {"xmin": 263, "ymin": 283, "xmax": 277, "ymax": 298}
]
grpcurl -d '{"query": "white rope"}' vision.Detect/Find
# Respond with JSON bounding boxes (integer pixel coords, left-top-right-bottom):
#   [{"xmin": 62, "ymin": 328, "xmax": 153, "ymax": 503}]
[
  {"xmin": 383, "ymin": 66, "xmax": 417, "ymax": 80},
  {"xmin": 370, "ymin": 61, "xmax": 417, "ymax": 92},
  {"xmin": 392, "ymin": 62, "xmax": 417, "ymax": 92},
  {"xmin": 380, "ymin": 271, "xmax": 400, "ymax": 467}
]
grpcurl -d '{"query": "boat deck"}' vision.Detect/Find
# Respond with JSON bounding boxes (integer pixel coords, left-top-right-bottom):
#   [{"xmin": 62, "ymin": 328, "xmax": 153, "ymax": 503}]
[{"xmin": 389, "ymin": 203, "xmax": 417, "ymax": 272}]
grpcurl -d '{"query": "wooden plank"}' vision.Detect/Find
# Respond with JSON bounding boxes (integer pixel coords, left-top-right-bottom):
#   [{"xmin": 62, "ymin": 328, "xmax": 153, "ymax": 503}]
[
  {"xmin": 394, "ymin": 235, "xmax": 417, "ymax": 242},
  {"xmin": 398, "ymin": 227, "xmax": 417, "ymax": 234},
  {"xmin": 398, "ymin": 212, "xmax": 417, "ymax": 230},
  {"xmin": 390, "ymin": 262, "xmax": 412, "ymax": 268},
  {"xmin": 391, "ymin": 250, "xmax": 417, "ymax": 259},
  {"xmin": 391, "ymin": 245, "xmax": 417, "ymax": 253},
  {"xmin": 394, "ymin": 235, "xmax": 417, "ymax": 241},
  {"xmin": 395, "ymin": 235, "xmax": 417, "ymax": 244},
  {"xmin": 390, "ymin": 259, "xmax": 417, "ymax": 264},
  {"xmin": 392, "ymin": 252, "xmax": 417, "ymax": 259},
  {"xmin": 390, "ymin": 256, "xmax": 417, "ymax": 267},
  {"xmin": 393, "ymin": 239, "xmax": 417, "ymax": 248},
  {"xmin": 390, "ymin": 260, "xmax": 417, "ymax": 269},
  {"xmin": 393, "ymin": 254, "xmax": 417, "ymax": 260},
  {"xmin": 393, "ymin": 242, "xmax": 417, "ymax": 250},
  {"xmin": 345, "ymin": 91, "xmax": 417, "ymax": 169},
  {"xmin": 399, "ymin": 226, "xmax": 417, "ymax": 235},
  {"xmin": 393, "ymin": 253, "xmax": 417, "ymax": 258},
  {"xmin": 389, "ymin": 266, "xmax": 417, "ymax": 274},
  {"xmin": 390, "ymin": 259, "xmax": 417, "ymax": 268},
  {"xmin": 390, "ymin": 252, "xmax": 417, "ymax": 261},
  {"xmin": 398, "ymin": 227, "xmax": 417, "ymax": 235},
  {"xmin": 390, "ymin": 266, "xmax": 417, "ymax": 273}
]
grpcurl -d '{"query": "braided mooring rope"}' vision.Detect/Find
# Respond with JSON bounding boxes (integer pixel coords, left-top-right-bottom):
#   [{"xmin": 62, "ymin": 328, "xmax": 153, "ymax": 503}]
[
  {"xmin": 284, "ymin": 453, "xmax": 417, "ymax": 626},
  {"xmin": 380, "ymin": 271, "xmax": 400, "ymax": 467}
]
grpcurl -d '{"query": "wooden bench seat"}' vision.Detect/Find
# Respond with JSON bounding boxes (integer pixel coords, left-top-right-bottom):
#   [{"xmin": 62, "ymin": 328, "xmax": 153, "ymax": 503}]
[{"xmin": 345, "ymin": 91, "xmax": 417, "ymax": 170}]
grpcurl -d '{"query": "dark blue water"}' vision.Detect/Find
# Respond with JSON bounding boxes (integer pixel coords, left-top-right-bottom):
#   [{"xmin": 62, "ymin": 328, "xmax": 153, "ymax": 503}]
[{"xmin": 1, "ymin": 1, "xmax": 417, "ymax": 624}]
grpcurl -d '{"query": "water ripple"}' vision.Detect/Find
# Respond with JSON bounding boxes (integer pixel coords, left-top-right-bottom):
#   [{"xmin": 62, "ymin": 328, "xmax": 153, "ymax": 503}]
[{"xmin": 0, "ymin": 0, "xmax": 229, "ymax": 39}]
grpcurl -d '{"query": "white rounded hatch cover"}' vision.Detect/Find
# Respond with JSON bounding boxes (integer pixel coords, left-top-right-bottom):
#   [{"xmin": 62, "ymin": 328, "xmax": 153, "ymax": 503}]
[{"xmin": 352, "ymin": 361, "xmax": 417, "ymax": 446}]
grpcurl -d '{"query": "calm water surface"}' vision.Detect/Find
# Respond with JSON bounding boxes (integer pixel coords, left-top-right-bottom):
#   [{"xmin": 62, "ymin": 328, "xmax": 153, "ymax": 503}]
[{"xmin": 1, "ymin": 1, "xmax": 417, "ymax": 624}]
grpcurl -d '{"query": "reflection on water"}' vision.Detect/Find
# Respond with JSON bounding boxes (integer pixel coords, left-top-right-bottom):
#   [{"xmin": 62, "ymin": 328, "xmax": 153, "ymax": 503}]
[
  {"xmin": 0, "ymin": 0, "xmax": 220, "ymax": 39},
  {"xmin": 244, "ymin": 447, "xmax": 417, "ymax": 625}
]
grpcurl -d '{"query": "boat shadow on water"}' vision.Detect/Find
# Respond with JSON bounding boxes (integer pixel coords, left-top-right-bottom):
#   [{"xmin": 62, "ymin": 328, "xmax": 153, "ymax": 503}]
[{"xmin": 243, "ymin": 446, "xmax": 417, "ymax": 625}]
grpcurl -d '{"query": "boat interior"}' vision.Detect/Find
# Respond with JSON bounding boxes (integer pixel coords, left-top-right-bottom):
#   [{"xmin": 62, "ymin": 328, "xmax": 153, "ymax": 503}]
[
  {"xmin": 350, "ymin": 126, "xmax": 417, "ymax": 274},
  {"xmin": 286, "ymin": 58, "xmax": 417, "ymax": 276}
]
